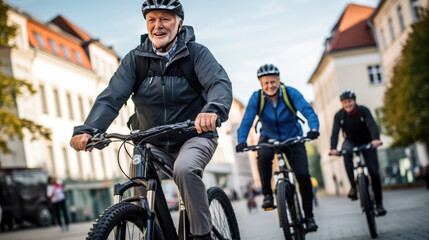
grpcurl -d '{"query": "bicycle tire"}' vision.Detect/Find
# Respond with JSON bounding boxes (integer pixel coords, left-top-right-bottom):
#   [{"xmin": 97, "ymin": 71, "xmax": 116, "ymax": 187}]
[
  {"xmin": 207, "ymin": 187, "xmax": 241, "ymax": 240},
  {"xmin": 277, "ymin": 181, "xmax": 305, "ymax": 240},
  {"xmin": 358, "ymin": 175, "xmax": 377, "ymax": 238},
  {"xmin": 86, "ymin": 202, "xmax": 164, "ymax": 240}
]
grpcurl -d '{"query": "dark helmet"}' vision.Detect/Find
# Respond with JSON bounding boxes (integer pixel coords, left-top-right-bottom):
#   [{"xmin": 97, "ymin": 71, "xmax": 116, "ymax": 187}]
[
  {"xmin": 339, "ymin": 90, "xmax": 356, "ymax": 101},
  {"xmin": 142, "ymin": 0, "xmax": 185, "ymax": 20},
  {"xmin": 257, "ymin": 64, "xmax": 280, "ymax": 79}
]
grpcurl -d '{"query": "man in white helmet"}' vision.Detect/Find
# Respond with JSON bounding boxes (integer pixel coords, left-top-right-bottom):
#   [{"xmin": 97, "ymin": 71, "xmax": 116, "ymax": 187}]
[{"xmin": 70, "ymin": 1, "xmax": 232, "ymax": 239}]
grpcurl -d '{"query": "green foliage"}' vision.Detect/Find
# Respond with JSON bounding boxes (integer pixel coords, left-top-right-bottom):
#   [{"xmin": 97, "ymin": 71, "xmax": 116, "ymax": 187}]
[
  {"xmin": 382, "ymin": 7, "xmax": 429, "ymax": 150},
  {"xmin": 0, "ymin": 0, "xmax": 16, "ymax": 46},
  {"xmin": 0, "ymin": 0, "xmax": 51, "ymax": 153},
  {"xmin": 306, "ymin": 142, "xmax": 324, "ymax": 188}
]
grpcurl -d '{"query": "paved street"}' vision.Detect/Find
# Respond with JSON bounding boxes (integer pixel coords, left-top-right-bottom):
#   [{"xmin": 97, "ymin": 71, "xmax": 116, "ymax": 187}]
[{"xmin": 0, "ymin": 187, "xmax": 428, "ymax": 240}]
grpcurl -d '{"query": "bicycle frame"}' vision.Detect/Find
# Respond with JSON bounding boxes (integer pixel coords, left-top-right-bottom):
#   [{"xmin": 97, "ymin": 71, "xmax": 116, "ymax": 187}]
[
  {"xmin": 352, "ymin": 149, "xmax": 375, "ymax": 213},
  {"xmin": 275, "ymin": 152, "xmax": 305, "ymax": 227},
  {"xmin": 112, "ymin": 144, "xmax": 179, "ymax": 240}
]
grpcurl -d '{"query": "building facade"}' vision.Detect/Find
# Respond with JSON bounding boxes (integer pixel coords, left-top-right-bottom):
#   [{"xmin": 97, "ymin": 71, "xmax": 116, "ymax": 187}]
[
  {"xmin": 309, "ymin": 4, "xmax": 390, "ymax": 195},
  {"xmin": 369, "ymin": 0, "xmax": 429, "ymax": 180}
]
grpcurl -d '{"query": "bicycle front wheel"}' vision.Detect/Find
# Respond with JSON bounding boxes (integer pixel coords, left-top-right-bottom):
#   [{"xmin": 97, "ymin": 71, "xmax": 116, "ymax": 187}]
[
  {"xmin": 277, "ymin": 181, "xmax": 305, "ymax": 240},
  {"xmin": 207, "ymin": 187, "xmax": 241, "ymax": 240},
  {"xmin": 358, "ymin": 175, "xmax": 377, "ymax": 238},
  {"xmin": 86, "ymin": 202, "xmax": 164, "ymax": 240}
]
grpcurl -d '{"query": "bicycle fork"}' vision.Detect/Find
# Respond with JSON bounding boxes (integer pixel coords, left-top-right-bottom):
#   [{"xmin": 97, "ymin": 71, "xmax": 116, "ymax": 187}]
[{"xmin": 177, "ymin": 192, "xmax": 192, "ymax": 240}]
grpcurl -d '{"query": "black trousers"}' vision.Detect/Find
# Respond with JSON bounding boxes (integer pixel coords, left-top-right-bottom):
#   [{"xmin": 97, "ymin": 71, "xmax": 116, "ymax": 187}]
[
  {"xmin": 53, "ymin": 199, "xmax": 69, "ymax": 227},
  {"xmin": 342, "ymin": 140, "xmax": 383, "ymax": 205},
  {"xmin": 257, "ymin": 136, "xmax": 314, "ymax": 218}
]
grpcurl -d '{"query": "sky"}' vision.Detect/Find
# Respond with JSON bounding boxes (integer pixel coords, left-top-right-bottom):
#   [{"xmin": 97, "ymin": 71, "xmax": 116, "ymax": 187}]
[{"xmin": 9, "ymin": 0, "xmax": 379, "ymax": 104}]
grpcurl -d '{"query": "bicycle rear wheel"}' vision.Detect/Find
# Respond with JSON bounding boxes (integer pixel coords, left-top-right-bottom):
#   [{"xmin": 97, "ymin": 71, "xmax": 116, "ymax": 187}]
[
  {"xmin": 86, "ymin": 202, "xmax": 164, "ymax": 240},
  {"xmin": 207, "ymin": 187, "xmax": 241, "ymax": 240},
  {"xmin": 358, "ymin": 175, "xmax": 377, "ymax": 238},
  {"xmin": 277, "ymin": 181, "xmax": 305, "ymax": 240}
]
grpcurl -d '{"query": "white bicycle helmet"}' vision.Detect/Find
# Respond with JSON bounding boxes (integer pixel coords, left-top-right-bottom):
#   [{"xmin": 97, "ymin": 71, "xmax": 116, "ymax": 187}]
[
  {"xmin": 142, "ymin": 0, "xmax": 184, "ymax": 20},
  {"xmin": 257, "ymin": 64, "xmax": 280, "ymax": 79}
]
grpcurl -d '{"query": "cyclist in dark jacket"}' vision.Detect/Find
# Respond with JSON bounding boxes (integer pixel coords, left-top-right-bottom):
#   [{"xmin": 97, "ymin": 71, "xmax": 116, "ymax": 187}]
[
  {"xmin": 236, "ymin": 64, "xmax": 319, "ymax": 232},
  {"xmin": 70, "ymin": 1, "xmax": 232, "ymax": 239},
  {"xmin": 330, "ymin": 90, "xmax": 386, "ymax": 216}
]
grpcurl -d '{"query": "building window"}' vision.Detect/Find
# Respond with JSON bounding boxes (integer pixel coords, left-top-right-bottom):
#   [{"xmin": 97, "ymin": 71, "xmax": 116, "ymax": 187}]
[
  {"xmin": 62, "ymin": 147, "xmax": 70, "ymax": 179},
  {"xmin": 388, "ymin": 17, "xmax": 395, "ymax": 41},
  {"xmin": 100, "ymin": 151, "xmax": 106, "ymax": 179},
  {"xmin": 61, "ymin": 44, "xmax": 71, "ymax": 58},
  {"xmin": 53, "ymin": 88, "xmax": 62, "ymax": 117},
  {"xmin": 374, "ymin": 108, "xmax": 385, "ymax": 132},
  {"xmin": 76, "ymin": 152, "xmax": 84, "ymax": 180},
  {"xmin": 66, "ymin": 93, "xmax": 74, "ymax": 120},
  {"xmin": 33, "ymin": 31, "xmax": 45, "ymax": 48},
  {"xmin": 380, "ymin": 28, "xmax": 387, "ymax": 49},
  {"xmin": 78, "ymin": 95, "xmax": 85, "ymax": 122},
  {"xmin": 88, "ymin": 98, "xmax": 94, "ymax": 109},
  {"xmin": 367, "ymin": 65, "xmax": 383, "ymax": 84},
  {"xmin": 89, "ymin": 153, "xmax": 96, "ymax": 179},
  {"xmin": 410, "ymin": 0, "xmax": 421, "ymax": 22},
  {"xmin": 397, "ymin": 5, "xmax": 405, "ymax": 31},
  {"xmin": 48, "ymin": 39, "xmax": 59, "ymax": 54},
  {"xmin": 47, "ymin": 145, "xmax": 56, "ymax": 178},
  {"xmin": 39, "ymin": 84, "xmax": 48, "ymax": 114},
  {"xmin": 73, "ymin": 50, "xmax": 83, "ymax": 64}
]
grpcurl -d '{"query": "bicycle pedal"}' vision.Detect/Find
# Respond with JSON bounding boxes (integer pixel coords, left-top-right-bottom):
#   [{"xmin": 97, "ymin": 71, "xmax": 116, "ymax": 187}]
[{"xmin": 264, "ymin": 206, "xmax": 276, "ymax": 211}]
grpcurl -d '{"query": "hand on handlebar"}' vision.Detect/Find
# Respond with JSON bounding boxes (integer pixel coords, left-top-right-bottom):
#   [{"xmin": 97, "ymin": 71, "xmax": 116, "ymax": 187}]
[
  {"xmin": 306, "ymin": 130, "xmax": 320, "ymax": 140},
  {"xmin": 194, "ymin": 113, "xmax": 219, "ymax": 134},
  {"xmin": 329, "ymin": 149, "xmax": 339, "ymax": 156},
  {"xmin": 235, "ymin": 142, "xmax": 248, "ymax": 152},
  {"xmin": 70, "ymin": 133, "xmax": 93, "ymax": 152},
  {"xmin": 371, "ymin": 139, "xmax": 382, "ymax": 148}
]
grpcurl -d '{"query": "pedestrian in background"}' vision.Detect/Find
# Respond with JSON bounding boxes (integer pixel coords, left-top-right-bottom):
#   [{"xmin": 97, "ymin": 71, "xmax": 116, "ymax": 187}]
[
  {"xmin": 244, "ymin": 182, "xmax": 257, "ymax": 212},
  {"xmin": 47, "ymin": 176, "xmax": 69, "ymax": 232}
]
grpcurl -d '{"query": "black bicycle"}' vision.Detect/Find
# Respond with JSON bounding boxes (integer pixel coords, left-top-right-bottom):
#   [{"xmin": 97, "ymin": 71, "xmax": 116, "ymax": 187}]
[
  {"xmin": 240, "ymin": 136, "xmax": 311, "ymax": 240},
  {"xmin": 85, "ymin": 120, "xmax": 240, "ymax": 240},
  {"xmin": 330, "ymin": 143, "xmax": 380, "ymax": 238}
]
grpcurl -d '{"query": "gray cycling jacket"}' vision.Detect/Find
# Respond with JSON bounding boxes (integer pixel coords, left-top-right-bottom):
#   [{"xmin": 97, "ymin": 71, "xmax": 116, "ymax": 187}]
[{"xmin": 73, "ymin": 26, "xmax": 232, "ymax": 152}]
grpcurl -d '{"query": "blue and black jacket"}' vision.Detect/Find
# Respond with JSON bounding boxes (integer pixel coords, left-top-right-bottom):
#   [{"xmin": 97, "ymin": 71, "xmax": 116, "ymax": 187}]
[{"xmin": 237, "ymin": 86, "xmax": 319, "ymax": 143}]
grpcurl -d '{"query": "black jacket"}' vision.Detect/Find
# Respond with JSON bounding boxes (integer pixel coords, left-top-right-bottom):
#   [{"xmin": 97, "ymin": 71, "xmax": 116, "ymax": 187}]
[
  {"xmin": 73, "ymin": 26, "xmax": 232, "ymax": 152},
  {"xmin": 330, "ymin": 105, "xmax": 380, "ymax": 149}
]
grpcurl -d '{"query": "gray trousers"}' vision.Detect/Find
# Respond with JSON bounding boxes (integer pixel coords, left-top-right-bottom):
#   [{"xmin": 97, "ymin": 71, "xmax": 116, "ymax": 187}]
[{"xmin": 133, "ymin": 136, "xmax": 217, "ymax": 235}]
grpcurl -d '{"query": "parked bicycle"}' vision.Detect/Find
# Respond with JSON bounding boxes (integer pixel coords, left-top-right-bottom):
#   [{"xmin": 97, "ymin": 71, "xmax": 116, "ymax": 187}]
[
  {"xmin": 85, "ymin": 120, "xmax": 240, "ymax": 240},
  {"xmin": 330, "ymin": 143, "xmax": 381, "ymax": 238},
  {"xmin": 240, "ymin": 136, "xmax": 311, "ymax": 240}
]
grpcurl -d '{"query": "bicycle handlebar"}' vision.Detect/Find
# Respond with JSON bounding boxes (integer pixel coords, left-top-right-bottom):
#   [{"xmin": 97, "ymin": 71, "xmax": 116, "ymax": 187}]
[
  {"xmin": 86, "ymin": 119, "xmax": 221, "ymax": 150},
  {"xmin": 329, "ymin": 142, "xmax": 382, "ymax": 156},
  {"xmin": 241, "ymin": 136, "xmax": 312, "ymax": 152}
]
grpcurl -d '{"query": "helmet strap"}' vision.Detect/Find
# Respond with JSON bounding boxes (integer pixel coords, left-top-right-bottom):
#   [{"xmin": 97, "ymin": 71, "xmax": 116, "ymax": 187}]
[{"xmin": 266, "ymin": 88, "xmax": 279, "ymax": 98}]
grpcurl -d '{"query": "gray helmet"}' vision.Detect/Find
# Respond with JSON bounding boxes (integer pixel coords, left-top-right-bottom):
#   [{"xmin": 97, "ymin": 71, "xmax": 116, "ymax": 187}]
[
  {"xmin": 339, "ymin": 90, "xmax": 356, "ymax": 101},
  {"xmin": 257, "ymin": 64, "xmax": 280, "ymax": 79},
  {"xmin": 142, "ymin": 0, "xmax": 185, "ymax": 20}
]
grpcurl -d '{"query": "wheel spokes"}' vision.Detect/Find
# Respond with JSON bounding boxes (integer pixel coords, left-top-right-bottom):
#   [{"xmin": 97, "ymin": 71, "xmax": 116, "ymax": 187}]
[
  {"xmin": 110, "ymin": 221, "xmax": 143, "ymax": 240},
  {"xmin": 209, "ymin": 199, "xmax": 232, "ymax": 239}
]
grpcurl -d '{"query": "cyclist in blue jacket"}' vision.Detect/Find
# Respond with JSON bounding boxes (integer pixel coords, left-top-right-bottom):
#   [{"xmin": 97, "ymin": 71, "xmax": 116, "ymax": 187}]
[{"xmin": 236, "ymin": 64, "xmax": 319, "ymax": 232}]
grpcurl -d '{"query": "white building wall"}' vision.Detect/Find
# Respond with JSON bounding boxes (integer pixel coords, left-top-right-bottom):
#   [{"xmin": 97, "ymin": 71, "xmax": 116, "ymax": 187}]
[
  {"xmin": 1, "ymin": 8, "xmax": 133, "ymax": 182},
  {"xmin": 373, "ymin": 0, "xmax": 428, "ymax": 85}
]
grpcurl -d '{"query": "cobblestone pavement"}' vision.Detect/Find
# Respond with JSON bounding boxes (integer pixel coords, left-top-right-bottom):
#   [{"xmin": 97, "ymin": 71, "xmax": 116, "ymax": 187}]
[{"xmin": 0, "ymin": 187, "xmax": 428, "ymax": 240}]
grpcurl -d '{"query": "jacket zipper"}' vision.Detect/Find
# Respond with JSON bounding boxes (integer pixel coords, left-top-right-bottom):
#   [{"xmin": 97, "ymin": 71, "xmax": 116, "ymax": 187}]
[
  {"xmin": 274, "ymin": 105, "xmax": 281, "ymax": 140},
  {"xmin": 161, "ymin": 76, "xmax": 170, "ymax": 149}
]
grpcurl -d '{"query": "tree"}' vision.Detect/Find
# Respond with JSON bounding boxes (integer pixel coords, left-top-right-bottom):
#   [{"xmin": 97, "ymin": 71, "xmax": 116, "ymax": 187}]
[
  {"xmin": 0, "ymin": 0, "xmax": 51, "ymax": 154},
  {"xmin": 306, "ymin": 142, "xmax": 324, "ymax": 188},
  {"xmin": 382, "ymin": 7, "xmax": 429, "ymax": 153}
]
